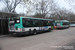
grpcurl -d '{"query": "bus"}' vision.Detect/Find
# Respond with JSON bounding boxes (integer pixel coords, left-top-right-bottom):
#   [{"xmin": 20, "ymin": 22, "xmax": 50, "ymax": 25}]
[
  {"xmin": 70, "ymin": 21, "xmax": 75, "ymax": 27},
  {"xmin": 8, "ymin": 17, "xmax": 54, "ymax": 36},
  {"xmin": 55, "ymin": 20, "xmax": 70, "ymax": 29}
]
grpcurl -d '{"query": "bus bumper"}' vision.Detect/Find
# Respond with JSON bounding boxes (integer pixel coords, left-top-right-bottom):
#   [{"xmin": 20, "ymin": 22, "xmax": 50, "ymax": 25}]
[
  {"xmin": 56, "ymin": 26, "xmax": 69, "ymax": 28},
  {"xmin": 56, "ymin": 26, "xmax": 64, "ymax": 28}
]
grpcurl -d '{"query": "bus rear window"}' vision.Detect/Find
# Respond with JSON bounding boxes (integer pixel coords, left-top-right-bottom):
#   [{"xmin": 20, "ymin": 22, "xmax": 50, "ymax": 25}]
[{"xmin": 10, "ymin": 18, "xmax": 20, "ymax": 23}]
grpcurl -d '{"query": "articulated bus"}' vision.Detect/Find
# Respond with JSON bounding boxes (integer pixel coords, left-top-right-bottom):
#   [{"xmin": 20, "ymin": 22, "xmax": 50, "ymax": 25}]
[
  {"xmin": 8, "ymin": 17, "xmax": 54, "ymax": 36},
  {"xmin": 70, "ymin": 21, "xmax": 75, "ymax": 27},
  {"xmin": 55, "ymin": 20, "xmax": 70, "ymax": 29}
]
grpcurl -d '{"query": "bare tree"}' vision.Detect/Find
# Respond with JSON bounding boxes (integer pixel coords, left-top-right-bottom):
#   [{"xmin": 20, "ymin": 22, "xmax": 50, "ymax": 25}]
[
  {"xmin": 67, "ymin": 12, "xmax": 75, "ymax": 21},
  {"xmin": 23, "ymin": 0, "xmax": 57, "ymax": 18},
  {"xmin": 50, "ymin": 8, "xmax": 70, "ymax": 20},
  {"xmin": 37, "ymin": 0, "xmax": 56, "ymax": 18},
  {"xmin": 2, "ymin": 0, "xmax": 22, "ymax": 13},
  {"xmin": 49, "ymin": 7, "xmax": 75, "ymax": 21},
  {"xmin": 36, "ymin": 0, "xmax": 57, "ymax": 18}
]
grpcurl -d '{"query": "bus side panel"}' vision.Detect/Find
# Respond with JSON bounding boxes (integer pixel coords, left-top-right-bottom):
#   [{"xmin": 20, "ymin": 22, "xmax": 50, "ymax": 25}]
[{"xmin": 24, "ymin": 27, "xmax": 39, "ymax": 32}]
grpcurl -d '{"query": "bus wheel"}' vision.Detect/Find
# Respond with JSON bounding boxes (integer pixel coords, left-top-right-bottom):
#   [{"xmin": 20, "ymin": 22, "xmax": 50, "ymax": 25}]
[
  {"xmin": 33, "ymin": 30, "xmax": 36, "ymax": 35},
  {"xmin": 29, "ymin": 29, "xmax": 31, "ymax": 34},
  {"xmin": 67, "ymin": 27, "xmax": 69, "ymax": 28},
  {"xmin": 48, "ymin": 28, "xmax": 51, "ymax": 32}
]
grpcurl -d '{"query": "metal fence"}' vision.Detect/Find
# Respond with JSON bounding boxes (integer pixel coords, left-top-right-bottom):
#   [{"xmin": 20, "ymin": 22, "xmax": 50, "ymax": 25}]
[{"xmin": 0, "ymin": 19, "xmax": 8, "ymax": 35}]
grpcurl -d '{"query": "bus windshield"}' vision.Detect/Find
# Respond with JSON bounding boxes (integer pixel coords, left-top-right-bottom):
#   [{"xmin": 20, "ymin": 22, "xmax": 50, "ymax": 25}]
[
  {"xmin": 70, "ymin": 22, "xmax": 75, "ymax": 24},
  {"xmin": 63, "ymin": 22, "xmax": 69, "ymax": 25}
]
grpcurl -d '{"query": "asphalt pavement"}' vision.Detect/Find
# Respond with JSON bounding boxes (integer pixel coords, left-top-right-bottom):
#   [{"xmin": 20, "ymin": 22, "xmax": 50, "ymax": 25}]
[{"xmin": 0, "ymin": 27, "xmax": 75, "ymax": 50}]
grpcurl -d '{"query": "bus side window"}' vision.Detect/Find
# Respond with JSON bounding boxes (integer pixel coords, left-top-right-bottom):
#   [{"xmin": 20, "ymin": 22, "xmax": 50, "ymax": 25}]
[
  {"xmin": 26, "ymin": 21, "xmax": 30, "ymax": 27},
  {"xmin": 38, "ymin": 20, "xmax": 42, "ymax": 27},
  {"xmin": 25, "ymin": 19, "xmax": 33, "ymax": 27},
  {"xmin": 46, "ymin": 21, "xmax": 50, "ymax": 26},
  {"xmin": 33, "ymin": 20, "xmax": 39, "ymax": 27},
  {"xmin": 41, "ymin": 20, "xmax": 44, "ymax": 26},
  {"xmin": 32, "ymin": 20, "xmax": 36, "ymax": 27},
  {"xmin": 43, "ymin": 21, "xmax": 47, "ymax": 26},
  {"xmin": 22, "ymin": 18, "xmax": 25, "ymax": 27},
  {"xmin": 39, "ymin": 20, "xmax": 41, "ymax": 26},
  {"xmin": 50, "ymin": 22, "xmax": 53, "ymax": 26},
  {"xmin": 38, "ymin": 20, "xmax": 40, "ymax": 27}
]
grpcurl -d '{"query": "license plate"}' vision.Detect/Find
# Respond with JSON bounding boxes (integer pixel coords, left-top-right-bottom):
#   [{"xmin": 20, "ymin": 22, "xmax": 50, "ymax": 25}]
[{"xmin": 10, "ymin": 21, "xmax": 14, "ymax": 23}]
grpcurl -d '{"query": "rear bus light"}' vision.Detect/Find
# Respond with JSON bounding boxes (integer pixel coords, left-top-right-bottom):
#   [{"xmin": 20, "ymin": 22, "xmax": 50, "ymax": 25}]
[
  {"xmin": 20, "ymin": 29, "xmax": 21, "ymax": 31},
  {"xmin": 13, "ymin": 33, "xmax": 16, "ymax": 35},
  {"xmin": 8, "ymin": 29, "xmax": 10, "ymax": 31},
  {"xmin": 54, "ymin": 26, "xmax": 56, "ymax": 28}
]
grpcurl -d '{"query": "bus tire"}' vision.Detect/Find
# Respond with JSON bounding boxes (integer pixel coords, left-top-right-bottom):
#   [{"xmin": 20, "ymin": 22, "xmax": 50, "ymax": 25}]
[
  {"xmin": 29, "ymin": 29, "xmax": 31, "ymax": 34},
  {"xmin": 48, "ymin": 28, "xmax": 51, "ymax": 32},
  {"xmin": 33, "ymin": 30, "xmax": 36, "ymax": 35},
  {"xmin": 67, "ymin": 26, "xmax": 69, "ymax": 28}
]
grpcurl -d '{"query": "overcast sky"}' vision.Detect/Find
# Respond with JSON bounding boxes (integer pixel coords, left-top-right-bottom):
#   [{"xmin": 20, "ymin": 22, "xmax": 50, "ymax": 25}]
[
  {"xmin": 0, "ymin": 0, "xmax": 75, "ymax": 14},
  {"xmin": 56, "ymin": 0, "xmax": 75, "ymax": 10}
]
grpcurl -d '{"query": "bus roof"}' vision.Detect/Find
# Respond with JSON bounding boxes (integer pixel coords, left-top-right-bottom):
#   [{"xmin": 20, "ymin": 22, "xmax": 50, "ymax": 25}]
[
  {"xmin": 19, "ymin": 17, "xmax": 54, "ymax": 21},
  {"xmin": 55, "ymin": 20, "xmax": 69, "ymax": 22},
  {"xmin": 70, "ymin": 21, "xmax": 75, "ymax": 22}
]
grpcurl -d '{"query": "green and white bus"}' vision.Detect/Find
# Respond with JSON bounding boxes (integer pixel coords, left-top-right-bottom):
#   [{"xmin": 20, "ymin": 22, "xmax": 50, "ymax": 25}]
[
  {"xmin": 9, "ymin": 17, "xmax": 54, "ymax": 36},
  {"xmin": 70, "ymin": 21, "xmax": 75, "ymax": 27},
  {"xmin": 55, "ymin": 20, "xmax": 70, "ymax": 29}
]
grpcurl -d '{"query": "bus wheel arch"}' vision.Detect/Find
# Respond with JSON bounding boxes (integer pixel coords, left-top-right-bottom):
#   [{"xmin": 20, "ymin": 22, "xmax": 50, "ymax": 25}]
[
  {"xmin": 48, "ymin": 28, "xmax": 51, "ymax": 32},
  {"xmin": 33, "ymin": 29, "xmax": 37, "ymax": 35},
  {"xmin": 29, "ymin": 29, "xmax": 31, "ymax": 34}
]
